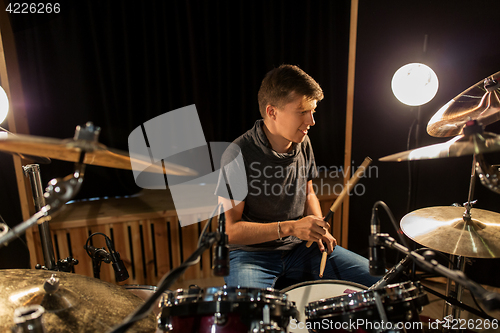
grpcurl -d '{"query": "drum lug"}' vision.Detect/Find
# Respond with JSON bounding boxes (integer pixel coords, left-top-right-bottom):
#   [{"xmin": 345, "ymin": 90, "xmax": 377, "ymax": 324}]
[
  {"xmin": 157, "ymin": 315, "xmax": 173, "ymax": 332},
  {"xmin": 214, "ymin": 312, "xmax": 227, "ymax": 326}
]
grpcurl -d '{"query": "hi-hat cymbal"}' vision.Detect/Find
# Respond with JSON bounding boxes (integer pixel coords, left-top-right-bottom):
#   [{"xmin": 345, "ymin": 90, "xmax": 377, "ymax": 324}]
[
  {"xmin": 400, "ymin": 206, "xmax": 500, "ymax": 258},
  {"xmin": 0, "ymin": 269, "xmax": 156, "ymax": 332},
  {"xmin": 0, "ymin": 132, "xmax": 197, "ymax": 176},
  {"xmin": 427, "ymin": 71, "xmax": 500, "ymax": 137},
  {"xmin": 379, "ymin": 131, "xmax": 500, "ymax": 162}
]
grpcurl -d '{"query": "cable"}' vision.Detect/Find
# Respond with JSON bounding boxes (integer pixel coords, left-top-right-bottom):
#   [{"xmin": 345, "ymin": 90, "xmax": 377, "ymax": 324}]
[
  {"xmin": 84, "ymin": 232, "xmax": 113, "ymax": 257},
  {"xmin": 372, "ymin": 201, "xmax": 409, "ymax": 249}
]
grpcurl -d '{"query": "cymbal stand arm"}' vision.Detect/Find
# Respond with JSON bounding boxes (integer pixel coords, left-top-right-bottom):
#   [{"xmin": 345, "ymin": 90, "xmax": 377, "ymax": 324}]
[
  {"xmin": 373, "ymin": 233, "xmax": 500, "ymax": 312},
  {"xmin": 0, "ymin": 206, "xmax": 50, "ymax": 248},
  {"xmin": 23, "ymin": 164, "xmax": 56, "ymax": 270}
]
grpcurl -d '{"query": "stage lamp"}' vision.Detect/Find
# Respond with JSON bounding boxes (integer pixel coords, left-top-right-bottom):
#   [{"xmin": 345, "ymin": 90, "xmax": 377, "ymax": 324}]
[
  {"xmin": 0, "ymin": 86, "xmax": 9, "ymax": 124},
  {"xmin": 391, "ymin": 63, "xmax": 438, "ymax": 106}
]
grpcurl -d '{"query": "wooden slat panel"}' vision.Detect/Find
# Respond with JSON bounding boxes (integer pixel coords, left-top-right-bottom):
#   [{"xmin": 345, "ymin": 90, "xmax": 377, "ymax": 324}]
[
  {"xmin": 142, "ymin": 219, "xmax": 156, "ymax": 286},
  {"xmin": 111, "ymin": 222, "xmax": 131, "ymax": 286},
  {"xmin": 168, "ymin": 216, "xmax": 181, "ymax": 272},
  {"xmin": 55, "ymin": 229, "xmax": 69, "ymax": 260},
  {"xmin": 70, "ymin": 226, "xmax": 91, "ymax": 277},
  {"xmin": 181, "ymin": 221, "xmax": 201, "ymax": 281},
  {"xmin": 128, "ymin": 221, "xmax": 144, "ymax": 285},
  {"xmin": 152, "ymin": 218, "xmax": 171, "ymax": 282}
]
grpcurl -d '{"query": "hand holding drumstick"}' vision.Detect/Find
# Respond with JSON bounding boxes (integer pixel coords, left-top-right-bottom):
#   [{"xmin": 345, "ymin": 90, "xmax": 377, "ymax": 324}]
[{"xmin": 312, "ymin": 157, "xmax": 373, "ymax": 277}]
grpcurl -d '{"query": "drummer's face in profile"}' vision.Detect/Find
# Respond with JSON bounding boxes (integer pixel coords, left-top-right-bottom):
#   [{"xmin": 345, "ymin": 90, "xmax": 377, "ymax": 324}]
[{"xmin": 272, "ymin": 93, "xmax": 317, "ymax": 145}]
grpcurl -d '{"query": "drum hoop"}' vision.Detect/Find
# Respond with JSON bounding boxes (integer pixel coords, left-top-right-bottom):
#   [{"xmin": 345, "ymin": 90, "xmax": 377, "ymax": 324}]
[
  {"xmin": 280, "ymin": 279, "xmax": 368, "ymax": 293},
  {"xmin": 124, "ymin": 285, "xmax": 157, "ymax": 291}
]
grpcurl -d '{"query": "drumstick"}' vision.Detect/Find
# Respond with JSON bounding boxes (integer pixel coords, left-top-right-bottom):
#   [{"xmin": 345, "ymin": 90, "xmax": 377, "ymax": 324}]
[
  {"xmin": 306, "ymin": 157, "xmax": 372, "ymax": 248},
  {"xmin": 319, "ymin": 251, "xmax": 327, "ymax": 278}
]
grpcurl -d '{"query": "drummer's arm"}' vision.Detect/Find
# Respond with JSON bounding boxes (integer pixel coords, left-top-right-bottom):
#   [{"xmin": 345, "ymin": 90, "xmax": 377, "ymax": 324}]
[
  {"xmin": 218, "ymin": 193, "xmax": 329, "ymax": 245},
  {"xmin": 304, "ymin": 180, "xmax": 322, "ymax": 218}
]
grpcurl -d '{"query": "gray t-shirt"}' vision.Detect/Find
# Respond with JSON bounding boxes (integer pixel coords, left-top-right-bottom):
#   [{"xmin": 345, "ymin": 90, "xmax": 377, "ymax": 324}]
[{"xmin": 215, "ymin": 119, "xmax": 318, "ymax": 251}]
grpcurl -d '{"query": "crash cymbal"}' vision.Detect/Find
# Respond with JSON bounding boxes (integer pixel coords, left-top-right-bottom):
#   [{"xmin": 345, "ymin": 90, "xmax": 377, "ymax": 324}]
[
  {"xmin": 379, "ymin": 131, "xmax": 500, "ymax": 162},
  {"xmin": 400, "ymin": 206, "xmax": 500, "ymax": 258},
  {"xmin": 0, "ymin": 269, "xmax": 156, "ymax": 332},
  {"xmin": 427, "ymin": 71, "xmax": 500, "ymax": 137},
  {"xmin": 0, "ymin": 132, "xmax": 197, "ymax": 176}
]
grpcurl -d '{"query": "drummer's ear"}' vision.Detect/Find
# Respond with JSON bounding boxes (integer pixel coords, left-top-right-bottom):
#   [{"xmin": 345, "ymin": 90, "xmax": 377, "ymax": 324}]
[{"xmin": 265, "ymin": 105, "xmax": 277, "ymax": 120}]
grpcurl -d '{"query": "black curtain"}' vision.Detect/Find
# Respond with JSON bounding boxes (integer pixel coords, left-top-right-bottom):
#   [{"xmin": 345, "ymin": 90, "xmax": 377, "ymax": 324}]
[
  {"xmin": 1, "ymin": 1, "xmax": 351, "ymax": 268},
  {"xmin": 7, "ymin": 0, "xmax": 350, "ymax": 200}
]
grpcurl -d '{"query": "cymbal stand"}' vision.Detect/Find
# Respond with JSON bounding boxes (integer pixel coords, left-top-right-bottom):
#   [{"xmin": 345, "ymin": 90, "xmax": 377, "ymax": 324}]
[
  {"xmin": 443, "ymin": 153, "xmax": 477, "ymax": 323},
  {"xmin": 0, "ymin": 124, "xmax": 99, "ymax": 269},
  {"xmin": 23, "ymin": 164, "xmax": 56, "ymax": 271}
]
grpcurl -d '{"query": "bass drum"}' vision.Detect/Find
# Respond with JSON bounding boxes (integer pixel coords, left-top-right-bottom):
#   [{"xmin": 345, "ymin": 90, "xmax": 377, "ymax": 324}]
[{"xmin": 282, "ymin": 280, "xmax": 367, "ymax": 333}]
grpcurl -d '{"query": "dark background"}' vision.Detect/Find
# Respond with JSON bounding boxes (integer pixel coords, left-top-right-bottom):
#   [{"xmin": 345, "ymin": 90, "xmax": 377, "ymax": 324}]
[{"xmin": 1, "ymin": 1, "xmax": 499, "ymax": 286}]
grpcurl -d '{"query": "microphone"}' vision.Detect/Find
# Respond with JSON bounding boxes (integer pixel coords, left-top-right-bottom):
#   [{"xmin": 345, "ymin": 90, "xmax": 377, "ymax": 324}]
[
  {"xmin": 368, "ymin": 206, "xmax": 386, "ymax": 276},
  {"xmin": 84, "ymin": 244, "xmax": 112, "ymax": 263},
  {"xmin": 104, "ymin": 237, "xmax": 129, "ymax": 282},
  {"xmin": 109, "ymin": 251, "xmax": 129, "ymax": 282},
  {"xmin": 213, "ymin": 206, "xmax": 230, "ymax": 276}
]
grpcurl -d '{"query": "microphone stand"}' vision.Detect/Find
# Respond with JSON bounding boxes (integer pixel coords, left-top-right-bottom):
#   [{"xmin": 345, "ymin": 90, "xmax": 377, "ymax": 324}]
[{"xmin": 371, "ymin": 233, "xmax": 500, "ymax": 313}]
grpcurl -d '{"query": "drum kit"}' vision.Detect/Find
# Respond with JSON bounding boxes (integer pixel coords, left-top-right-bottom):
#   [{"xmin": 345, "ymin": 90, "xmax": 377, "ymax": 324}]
[{"xmin": 1, "ymin": 71, "xmax": 500, "ymax": 332}]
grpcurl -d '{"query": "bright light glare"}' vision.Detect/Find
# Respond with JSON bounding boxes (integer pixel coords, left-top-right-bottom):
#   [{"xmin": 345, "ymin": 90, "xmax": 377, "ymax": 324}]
[
  {"xmin": 0, "ymin": 86, "xmax": 9, "ymax": 124},
  {"xmin": 392, "ymin": 63, "xmax": 439, "ymax": 106}
]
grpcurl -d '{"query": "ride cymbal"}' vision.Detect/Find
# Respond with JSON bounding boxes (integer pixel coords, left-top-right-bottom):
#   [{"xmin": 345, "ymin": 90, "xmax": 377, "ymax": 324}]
[
  {"xmin": 400, "ymin": 206, "xmax": 500, "ymax": 258},
  {"xmin": 0, "ymin": 132, "xmax": 197, "ymax": 176},
  {"xmin": 379, "ymin": 131, "xmax": 500, "ymax": 162},
  {"xmin": 427, "ymin": 71, "xmax": 500, "ymax": 137},
  {"xmin": 0, "ymin": 269, "xmax": 156, "ymax": 333}
]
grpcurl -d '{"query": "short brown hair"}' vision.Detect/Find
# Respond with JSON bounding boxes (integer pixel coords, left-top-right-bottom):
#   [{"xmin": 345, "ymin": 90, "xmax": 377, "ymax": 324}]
[{"xmin": 257, "ymin": 64, "xmax": 324, "ymax": 118}]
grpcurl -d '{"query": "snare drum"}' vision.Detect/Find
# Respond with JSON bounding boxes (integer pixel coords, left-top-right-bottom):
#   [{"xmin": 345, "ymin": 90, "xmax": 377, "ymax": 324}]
[
  {"xmin": 158, "ymin": 285, "xmax": 298, "ymax": 333},
  {"xmin": 305, "ymin": 281, "xmax": 428, "ymax": 332},
  {"xmin": 282, "ymin": 280, "xmax": 367, "ymax": 333}
]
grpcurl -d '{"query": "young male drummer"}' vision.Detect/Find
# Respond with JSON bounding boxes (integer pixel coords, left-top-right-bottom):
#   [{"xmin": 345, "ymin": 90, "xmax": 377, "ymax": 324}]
[{"xmin": 215, "ymin": 64, "xmax": 378, "ymax": 289}]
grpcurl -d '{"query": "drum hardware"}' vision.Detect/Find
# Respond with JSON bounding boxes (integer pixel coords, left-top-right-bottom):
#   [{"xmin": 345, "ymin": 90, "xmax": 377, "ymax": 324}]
[
  {"xmin": 12, "ymin": 305, "xmax": 46, "ymax": 333},
  {"xmin": 370, "ymin": 230, "xmax": 500, "ymax": 312},
  {"xmin": 369, "ymin": 254, "xmax": 413, "ymax": 290},
  {"xmin": 0, "ymin": 269, "xmax": 156, "ymax": 332},
  {"xmin": 426, "ymin": 70, "xmax": 500, "ymax": 138},
  {"xmin": 23, "ymin": 164, "xmax": 57, "ymax": 271}
]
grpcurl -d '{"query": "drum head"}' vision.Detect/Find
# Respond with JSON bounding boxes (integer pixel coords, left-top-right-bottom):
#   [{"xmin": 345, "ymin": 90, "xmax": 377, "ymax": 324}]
[{"xmin": 282, "ymin": 280, "xmax": 367, "ymax": 333}]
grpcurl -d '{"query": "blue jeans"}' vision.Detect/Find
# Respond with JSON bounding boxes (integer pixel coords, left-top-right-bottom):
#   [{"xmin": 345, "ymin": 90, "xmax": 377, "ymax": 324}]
[{"xmin": 224, "ymin": 242, "xmax": 380, "ymax": 289}]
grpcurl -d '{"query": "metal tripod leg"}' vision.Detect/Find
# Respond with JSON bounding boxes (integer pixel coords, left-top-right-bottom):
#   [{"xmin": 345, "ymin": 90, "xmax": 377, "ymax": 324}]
[
  {"xmin": 23, "ymin": 164, "xmax": 56, "ymax": 270},
  {"xmin": 443, "ymin": 255, "xmax": 466, "ymax": 321}
]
